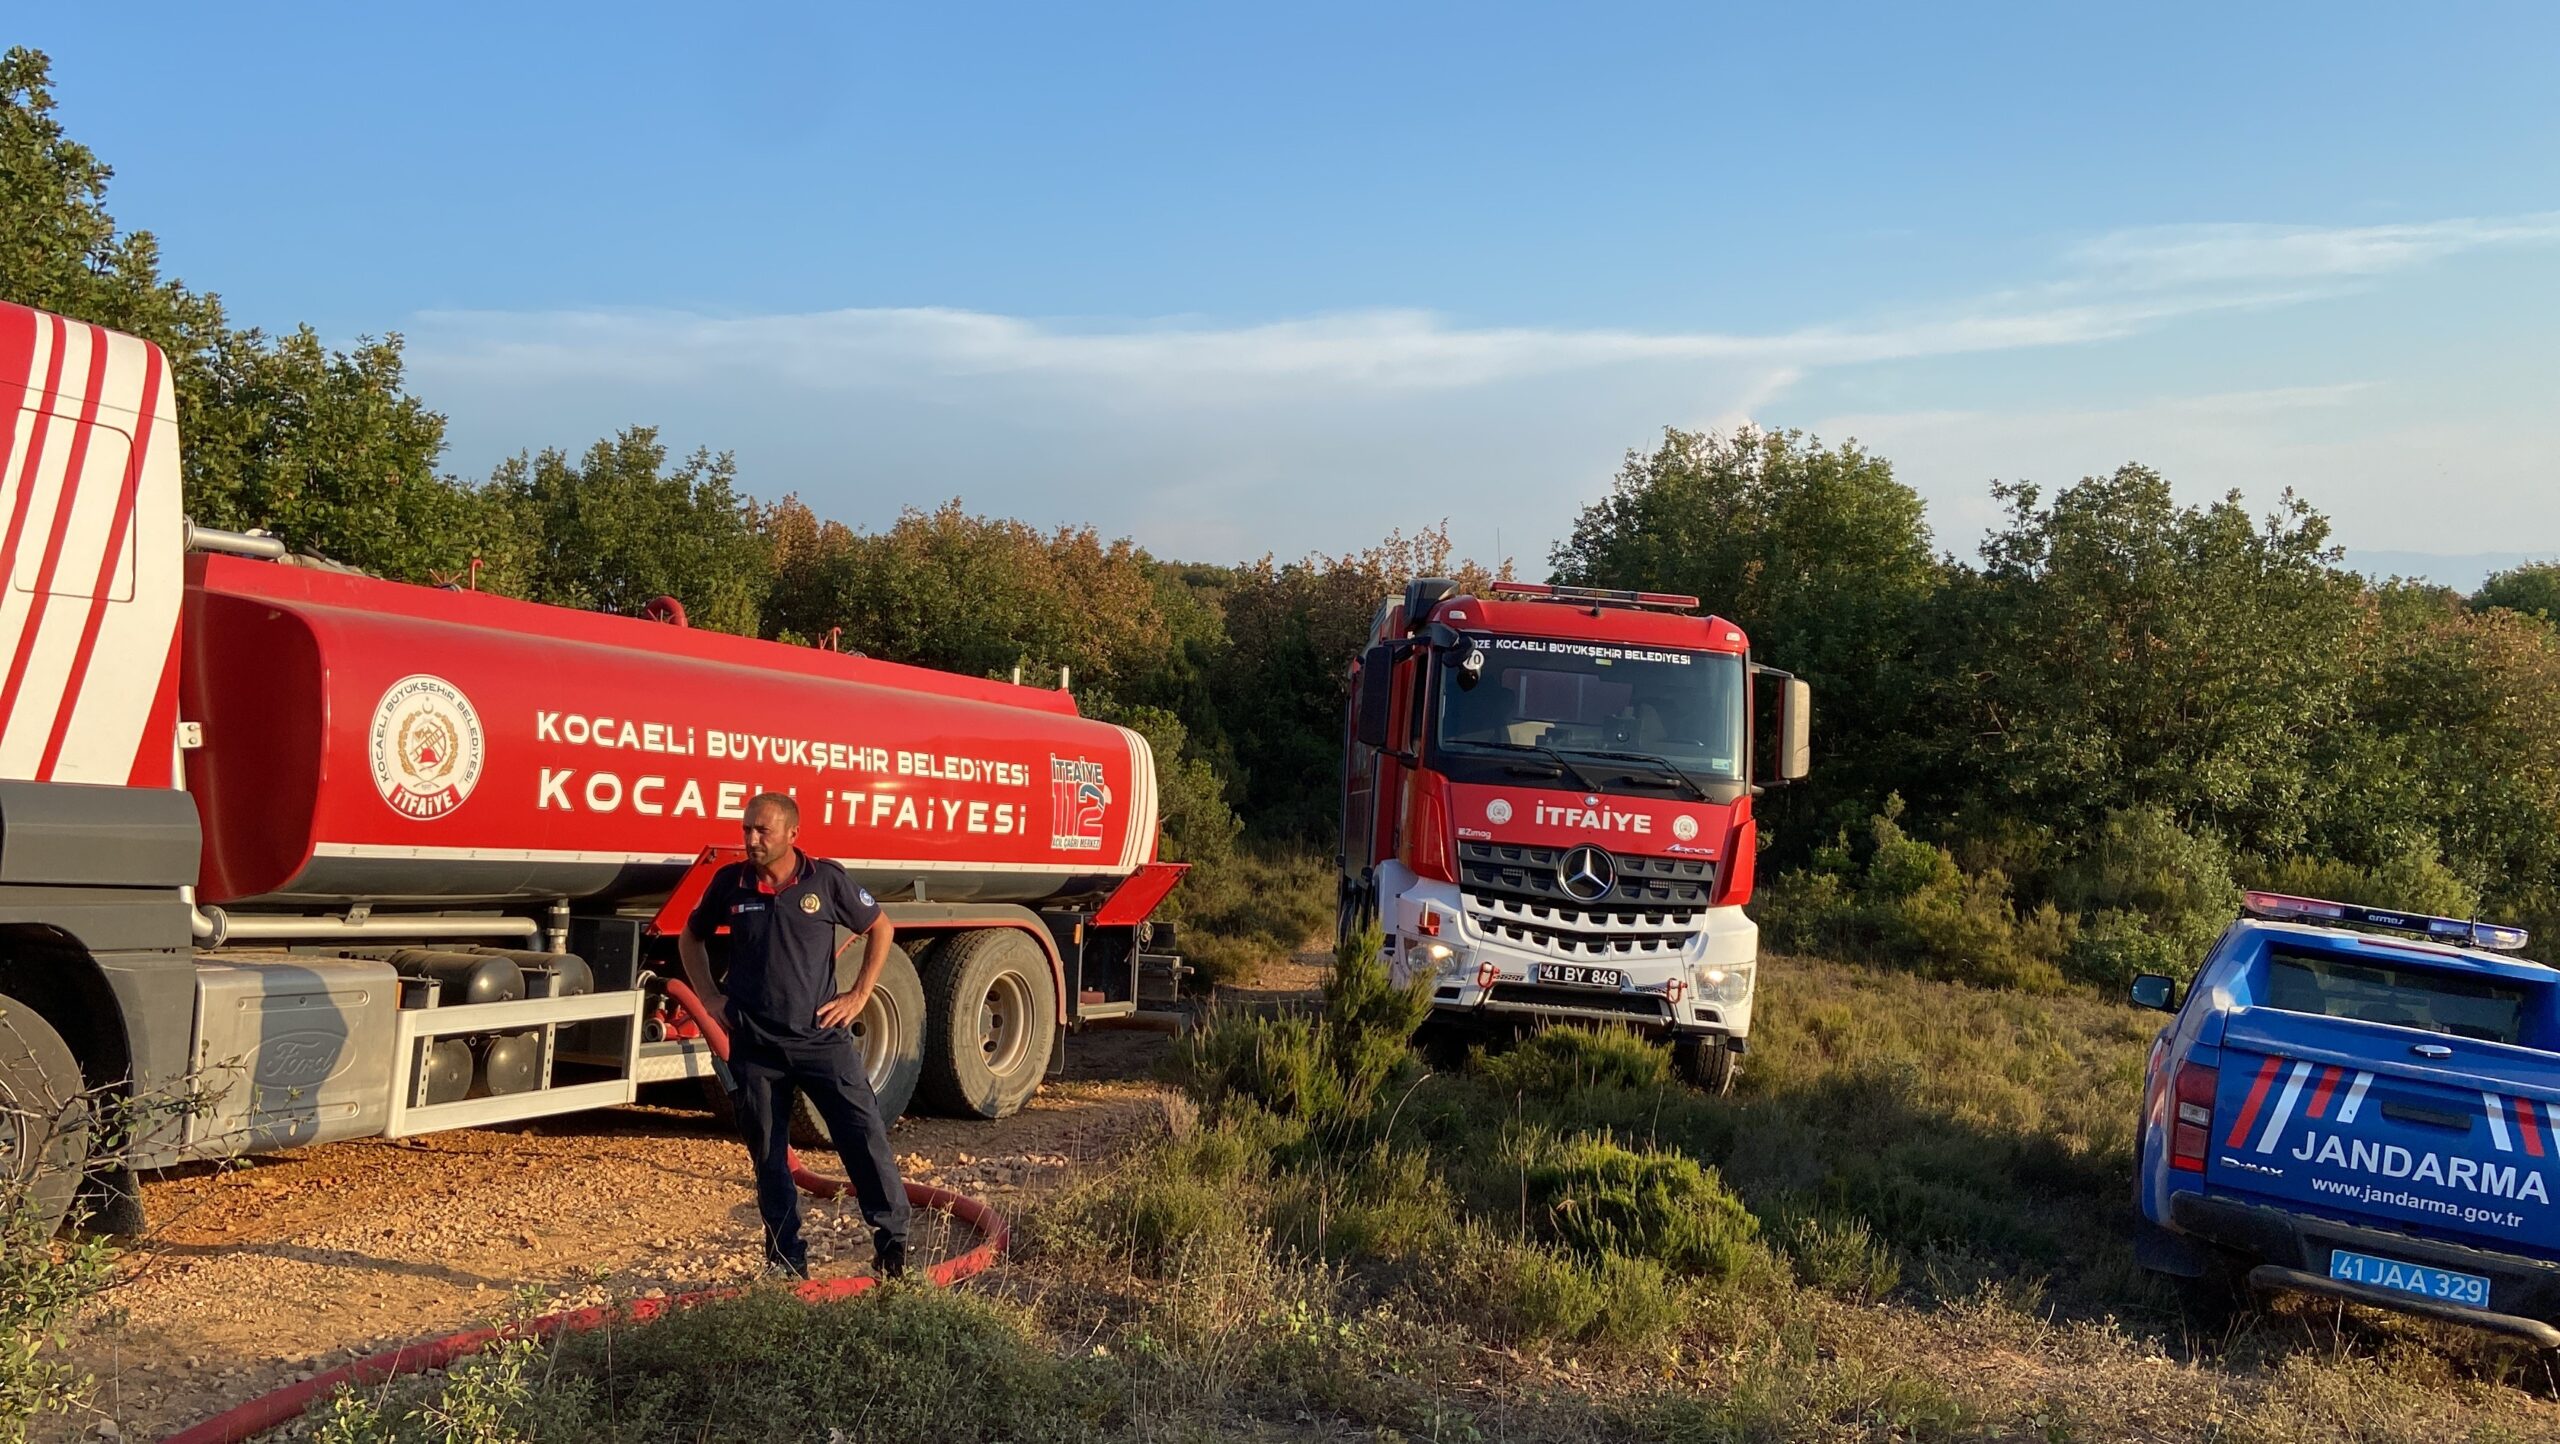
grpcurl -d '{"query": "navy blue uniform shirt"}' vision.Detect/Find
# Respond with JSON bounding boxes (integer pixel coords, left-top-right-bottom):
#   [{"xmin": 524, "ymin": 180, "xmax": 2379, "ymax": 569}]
[{"xmin": 685, "ymin": 850, "xmax": 883, "ymax": 1045}]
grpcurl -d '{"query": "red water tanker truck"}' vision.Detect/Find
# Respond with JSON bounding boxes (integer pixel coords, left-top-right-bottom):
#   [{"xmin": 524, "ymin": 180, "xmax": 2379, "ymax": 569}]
[{"xmin": 0, "ymin": 301, "xmax": 1185, "ymax": 1233}]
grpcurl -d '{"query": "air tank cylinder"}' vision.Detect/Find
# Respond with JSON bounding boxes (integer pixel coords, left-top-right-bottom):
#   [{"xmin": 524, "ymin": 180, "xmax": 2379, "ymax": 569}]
[
  {"xmin": 420, "ymin": 1038, "xmax": 473, "ymax": 1105},
  {"xmin": 472, "ymin": 1032, "xmax": 544, "ymax": 1096},
  {"xmin": 346, "ymin": 948, "xmax": 526, "ymax": 1006},
  {"xmin": 457, "ymin": 947, "xmax": 593, "ymax": 997}
]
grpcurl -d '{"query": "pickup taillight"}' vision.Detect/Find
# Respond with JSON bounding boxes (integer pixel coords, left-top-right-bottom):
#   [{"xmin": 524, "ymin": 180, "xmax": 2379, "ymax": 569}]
[{"xmin": 2171, "ymin": 1061, "xmax": 2218, "ymax": 1173}]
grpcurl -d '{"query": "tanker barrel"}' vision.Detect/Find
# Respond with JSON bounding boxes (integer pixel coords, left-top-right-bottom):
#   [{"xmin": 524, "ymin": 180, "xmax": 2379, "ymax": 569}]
[
  {"xmin": 471, "ymin": 1032, "xmax": 544, "ymax": 1097},
  {"xmin": 421, "ymin": 1038, "xmax": 474, "ymax": 1105},
  {"xmin": 340, "ymin": 948, "xmax": 525, "ymax": 1006}
]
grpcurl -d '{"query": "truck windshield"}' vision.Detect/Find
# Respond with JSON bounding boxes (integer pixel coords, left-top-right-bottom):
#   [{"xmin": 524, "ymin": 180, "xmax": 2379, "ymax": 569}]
[
  {"xmin": 1433, "ymin": 635, "xmax": 1746, "ymax": 781},
  {"xmin": 2264, "ymin": 947, "xmax": 2531, "ymax": 1045}
]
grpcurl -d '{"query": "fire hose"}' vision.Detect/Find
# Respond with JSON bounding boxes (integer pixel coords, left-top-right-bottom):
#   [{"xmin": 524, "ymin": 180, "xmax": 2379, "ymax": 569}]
[{"xmin": 159, "ymin": 977, "xmax": 1010, "ymax": 1444}]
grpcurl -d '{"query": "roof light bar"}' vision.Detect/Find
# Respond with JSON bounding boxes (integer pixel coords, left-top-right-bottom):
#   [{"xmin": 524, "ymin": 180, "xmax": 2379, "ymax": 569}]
[
  {"xmin": 1487, "ymin": 581, "xmax": 1700, "ymax": 613},
  {"xmin": 2241, "ymin": 890, "xmax": 2531, "ymax": 952}
]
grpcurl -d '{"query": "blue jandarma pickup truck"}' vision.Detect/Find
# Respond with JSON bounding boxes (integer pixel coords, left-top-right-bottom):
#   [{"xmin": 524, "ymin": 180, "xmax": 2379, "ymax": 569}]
[{"xmin": 2132, "ymin": 892, "xmax": 2560, "ymax": 1346}]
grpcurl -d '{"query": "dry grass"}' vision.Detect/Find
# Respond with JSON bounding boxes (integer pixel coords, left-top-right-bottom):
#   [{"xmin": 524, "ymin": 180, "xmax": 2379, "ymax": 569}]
[{"xmin": 290, "ymin": 949, "xmax": 2560, "ymax": 1442}]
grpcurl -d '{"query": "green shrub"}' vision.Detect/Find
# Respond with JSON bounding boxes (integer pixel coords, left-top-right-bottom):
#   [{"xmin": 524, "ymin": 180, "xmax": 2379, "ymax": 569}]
[
  {"xmin": 1762, "ymin": 800, "xmax": 2075, "ymax": 992},
  {"xmin": 1266, "ymin": 1140, "xmax": 1456, "ymax": 1262},
  {"xmin": 529, "ymin": 1286, "xmax": 1097, "ymax": 1444},
  {"xmin": 1169, "ymin": 846, "xmax": 1336, "ymax": 989},
  {"xmin": 1447, "ymin": 1235, "xmax": 1688, "ymax": 1350},
  {"xmin": 2054, "ymin": 806, "xmax": 2243, "ymax": 923},
  {"xmin": 0, "ymin": 1200, "xmax": 114, "ymax": 1444},
  {"xmin": 1170, "ymin": 927, "xmax": 1431, "ymax": 1139},
  {"xmin": 1521, "ymin": 1132, "xmax": 1764, "ymax": 1284},
  {"xmin": 1032, "ymin": 1115, "xmax": 1283, "ymax": 1273},
  {"xmin": 1771, "ymin": 1211, "xmax": 1902, "ymax": 1302},
  {"xmin": 1473, "ymin": 1024, "xmax": 1675, "ymax": 1098}
]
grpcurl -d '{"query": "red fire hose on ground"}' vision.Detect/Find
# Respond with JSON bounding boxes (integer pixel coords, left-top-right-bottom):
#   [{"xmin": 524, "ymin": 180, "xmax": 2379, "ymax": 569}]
[{"xmin": 159, "ymin": 978, "xmax": 1009, "ymax": 1444}]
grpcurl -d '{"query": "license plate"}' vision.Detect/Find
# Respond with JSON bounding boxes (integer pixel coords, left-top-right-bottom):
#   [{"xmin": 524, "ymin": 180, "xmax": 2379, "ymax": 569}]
[
  {"xmin": 2328, "ymin": 1249, "xmax": 2490, "ymax": 1308},
  {"xmin": 1535, "ymin": 963, "xmax": 1625, "ymax": 988}
]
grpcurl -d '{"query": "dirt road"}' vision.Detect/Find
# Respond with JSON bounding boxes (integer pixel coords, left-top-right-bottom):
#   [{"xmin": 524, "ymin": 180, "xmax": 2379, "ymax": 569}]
[{"xmin": 51, "ymin": 1025, "xmax": 1189, "ymax": 1442}]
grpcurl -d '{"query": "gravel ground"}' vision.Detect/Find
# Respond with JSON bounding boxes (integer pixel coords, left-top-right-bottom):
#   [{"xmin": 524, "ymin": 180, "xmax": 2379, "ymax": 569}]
[{"xmin": 47, "ymin": 1024, "xmax": 1187, "ymax": 1443}]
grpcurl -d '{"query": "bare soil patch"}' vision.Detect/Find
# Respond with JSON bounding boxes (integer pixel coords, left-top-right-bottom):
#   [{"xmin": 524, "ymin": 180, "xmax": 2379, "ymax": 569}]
[{"xmin": 51, "ymin": 1023, "xmax": 1187, "ymax": 1441}]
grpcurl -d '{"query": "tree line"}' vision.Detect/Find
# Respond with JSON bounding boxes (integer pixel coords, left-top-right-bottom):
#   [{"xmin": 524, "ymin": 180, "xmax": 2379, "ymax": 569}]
[{"xmin": 12, "ymin": 47, "xmax": 2560, "ymax": 988}]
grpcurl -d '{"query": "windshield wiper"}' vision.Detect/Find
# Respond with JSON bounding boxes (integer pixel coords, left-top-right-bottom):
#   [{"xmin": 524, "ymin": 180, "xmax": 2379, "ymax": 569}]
[
  {"xmin": 1456, "ymin": 739, "xmax": 1609, "ymax": 794},
  {"xmin": 1558, "ymin": 748, "xmax": 1710, "ymax": 802}
]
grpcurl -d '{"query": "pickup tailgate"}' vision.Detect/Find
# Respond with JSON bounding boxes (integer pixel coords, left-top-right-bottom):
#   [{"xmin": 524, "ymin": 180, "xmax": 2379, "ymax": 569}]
[{"xmin": 2210, "ymin": 1009, "xmax": 2560, "ymax": 1258}]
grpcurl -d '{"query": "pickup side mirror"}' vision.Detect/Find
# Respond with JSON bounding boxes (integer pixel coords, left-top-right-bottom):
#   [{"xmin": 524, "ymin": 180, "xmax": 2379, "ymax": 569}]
[
  {"xmin": 1353, "ymin": 644, "xmax": 1396, "ymax": 749},
  {"xmin": 1777, "ymin": 677, "xmax": 1811, "ymax": 782},
  {"xmin": 2129, "ymin": 973, "xmax": 2178, "ymax": 1012}
]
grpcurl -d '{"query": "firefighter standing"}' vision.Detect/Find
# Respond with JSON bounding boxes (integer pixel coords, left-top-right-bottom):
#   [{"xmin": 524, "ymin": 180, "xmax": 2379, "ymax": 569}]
[{"xmin": 679, "ymin": 792, "xmax": 909, "ymax": 1277}]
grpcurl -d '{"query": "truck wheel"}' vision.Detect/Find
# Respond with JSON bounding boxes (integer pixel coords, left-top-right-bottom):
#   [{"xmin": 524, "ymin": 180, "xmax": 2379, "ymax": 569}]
[
  {"xmin": 842, "ymin": 942, "xmax": 927, "ymax": 1127},
  {"xmin": 700, "ymin": 943, "xmax": 926, "ymax": 1143},
  {"xmin": 918, "ymin": 928, "xmax": 1057, "ymax": 1119},
  {"xmin": 1675, "ymin": 1036, "xmax": 1739, "ymax": 1097},
  {"xmin": 0, "ymin": 992, "xmax": 92, "ymax": 1237}
]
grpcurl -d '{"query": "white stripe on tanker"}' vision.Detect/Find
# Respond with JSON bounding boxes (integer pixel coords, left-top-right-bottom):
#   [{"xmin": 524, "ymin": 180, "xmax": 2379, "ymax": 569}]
[
  {"xmin": 0, "ymin": 318, "xmax": 102, "ymax": 776},
  {"xmin": 49, "ymin": 332, "xmax": 182, "ymax": 784}
]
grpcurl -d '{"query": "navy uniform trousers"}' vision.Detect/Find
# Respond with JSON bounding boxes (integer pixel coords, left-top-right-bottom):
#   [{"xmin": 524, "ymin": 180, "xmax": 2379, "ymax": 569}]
[{"xmin": 726, "ymin": 1027, "xmax": 909, "ymax": 1273}]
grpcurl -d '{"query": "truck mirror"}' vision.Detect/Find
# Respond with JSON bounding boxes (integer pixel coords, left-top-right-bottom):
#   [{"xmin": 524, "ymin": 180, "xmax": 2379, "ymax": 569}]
[
  {"xmin": 2129, "ymin": 973, "xmax": 2178, "ymax": 1012},
  {"xmin": 1777, "ymin": 677, "xmax": 1812, "ymax": 782},
  {"xmin": 1354, "ymin": 645, "xmax": 1396, "ymax": 748}
]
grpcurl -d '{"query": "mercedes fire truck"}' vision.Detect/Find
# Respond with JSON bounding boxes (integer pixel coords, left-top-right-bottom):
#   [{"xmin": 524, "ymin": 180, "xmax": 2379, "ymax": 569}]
[
  {"xmin": 0, "ymin": 301, "xmax": 1184, "ymax": 1234},
  {"xmin": 1340, "ymin": 578, "xmax": 1809, "ymax": 1091}
]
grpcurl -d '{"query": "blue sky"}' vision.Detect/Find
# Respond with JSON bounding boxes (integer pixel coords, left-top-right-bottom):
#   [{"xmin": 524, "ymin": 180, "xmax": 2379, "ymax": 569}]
[{"xmin": 18, "ymin": 4, "xmax": 2560, "ymax": 577}]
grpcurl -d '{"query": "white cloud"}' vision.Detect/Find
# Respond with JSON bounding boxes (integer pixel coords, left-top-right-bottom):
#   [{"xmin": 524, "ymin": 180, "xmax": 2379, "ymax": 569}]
[
  {"xmin": 403, "ymin": 210, "xmax": 2560, "ymax": 564},
  {"xmin": 1812, "ymin": 384, "xmax": 2560, "ymax": 558},
  {"xmin": 2067, "ymin": 213, "xmax": 2560, "ymax": 289}
]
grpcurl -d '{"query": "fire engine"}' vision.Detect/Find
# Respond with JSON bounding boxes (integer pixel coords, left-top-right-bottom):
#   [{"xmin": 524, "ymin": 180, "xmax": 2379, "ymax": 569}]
[
  {"xmin": 1340, "ymin": 578, "xmax": 1809, "ymax": 1091},
  {"xmin": 0, "ymin": 301, "xmax": 1183, "ymax": 1234}
]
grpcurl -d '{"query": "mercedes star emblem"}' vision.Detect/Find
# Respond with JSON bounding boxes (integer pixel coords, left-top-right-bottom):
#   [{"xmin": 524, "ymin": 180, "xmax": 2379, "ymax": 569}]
[{"xmin": 1558, "ymin": 845, "xmax": 1615, "ymax": 902}]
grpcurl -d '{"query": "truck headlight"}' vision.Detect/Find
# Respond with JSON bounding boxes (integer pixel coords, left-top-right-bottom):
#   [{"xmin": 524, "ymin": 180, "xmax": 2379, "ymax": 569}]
[
  {"xmin": 1417, "ymin": 941, "xmax": 1455, "ymax": 965},
  {"xmin": 1695, "ymin": 963, "xmax": 1754, "ymax": 1004}
]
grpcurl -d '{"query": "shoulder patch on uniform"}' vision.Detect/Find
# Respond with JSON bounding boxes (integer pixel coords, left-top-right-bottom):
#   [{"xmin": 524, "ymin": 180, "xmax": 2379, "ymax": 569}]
[{"xmin": 857, "ymin": 888, "xmax": 876, "ymax": 908}]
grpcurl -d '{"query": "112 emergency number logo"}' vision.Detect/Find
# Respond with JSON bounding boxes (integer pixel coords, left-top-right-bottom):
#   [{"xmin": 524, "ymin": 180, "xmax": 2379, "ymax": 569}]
[
  {"xmin": 371, "ymin": 674, "xmax": 486, "ymax": 820},
  {"xmin": 1050, "ymin": 755, "xmax": 1111, "ymax": 851}
]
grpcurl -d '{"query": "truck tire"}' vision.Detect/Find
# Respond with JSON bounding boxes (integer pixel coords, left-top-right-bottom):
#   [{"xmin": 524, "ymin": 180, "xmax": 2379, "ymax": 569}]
[
  {"xmin": 0, "ymin": 991, "xmax": 92, "ymax": 1237},
  {"xmin": 701, "ymin": 942, "xmax": 927, "ymax": 1144},
  {"xmin": 1675, "ymin": 1036, "xmax": 1739, "ymax": 1097},
  {"xmin": 918, "ymin": 928, "xmax": 1057, "ymax": 1119}
]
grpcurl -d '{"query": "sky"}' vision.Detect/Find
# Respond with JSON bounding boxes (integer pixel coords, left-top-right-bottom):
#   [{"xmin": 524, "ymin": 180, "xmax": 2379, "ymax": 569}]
[{"xmin": 17, "ymin": 4, "xmax": 2560, "ymax": 579}]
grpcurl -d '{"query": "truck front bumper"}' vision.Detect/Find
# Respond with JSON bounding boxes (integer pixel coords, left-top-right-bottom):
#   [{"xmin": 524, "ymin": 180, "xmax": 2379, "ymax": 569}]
[
  {"xmin": 2168, "ymin": 1193, "xmax": 2560, "ymax": 1347},
  {"xmin": 1374, "ymin": 866, "xmax": 1755, "ymax": 1040}
]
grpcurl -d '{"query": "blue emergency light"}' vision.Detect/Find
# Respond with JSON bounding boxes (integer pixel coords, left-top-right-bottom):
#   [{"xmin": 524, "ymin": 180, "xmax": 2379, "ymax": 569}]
[{"xmin": 2240, "ymin": 890, "xmax": 2531, "ymax": 952}]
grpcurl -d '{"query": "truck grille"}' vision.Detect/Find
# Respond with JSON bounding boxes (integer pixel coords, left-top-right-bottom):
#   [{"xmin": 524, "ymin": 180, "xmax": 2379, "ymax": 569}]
[{"xmin": 1458, "ymin": 842, "xmax": 1712, "ymax": 963}]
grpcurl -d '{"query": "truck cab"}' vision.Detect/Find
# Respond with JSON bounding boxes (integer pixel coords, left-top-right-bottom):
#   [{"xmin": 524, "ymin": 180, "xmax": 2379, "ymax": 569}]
[
  {"xmin": 1339, "ymin": 578, "xmax": 1810, "ymax": 1090},
  {"xmin": 2133, "ymin": 891, "xmax": 2560, "ymax": 1345}
]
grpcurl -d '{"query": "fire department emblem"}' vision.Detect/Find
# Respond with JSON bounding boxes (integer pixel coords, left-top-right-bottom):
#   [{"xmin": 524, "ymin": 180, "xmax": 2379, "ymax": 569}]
[
  {"xmin": 799, "ymin": 894, "xmax": 821, "ymax": 914},
  {"xmin": 369, "ymin": 674, "xmax": 484, "ymax": 821},
  {"xmin": 1672, "ymin": 815, "xmax": 1699, "ymax": 842},
  {"xmin": 1486, "ymin": 799, "xmax": 1513, "ymax": 825}
]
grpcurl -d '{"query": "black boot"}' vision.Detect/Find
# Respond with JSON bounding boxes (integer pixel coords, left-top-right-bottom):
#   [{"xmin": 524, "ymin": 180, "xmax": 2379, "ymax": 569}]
[{"xmin": 874, "ymin": 1235, "xmax": 908, "ymax": 1279}]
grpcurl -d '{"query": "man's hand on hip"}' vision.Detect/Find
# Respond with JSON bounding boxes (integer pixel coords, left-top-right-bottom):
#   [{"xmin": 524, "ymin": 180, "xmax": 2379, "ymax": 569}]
[{"xmin": 816, "ymin": 988, "xmax": 870, "ymax": 1030}]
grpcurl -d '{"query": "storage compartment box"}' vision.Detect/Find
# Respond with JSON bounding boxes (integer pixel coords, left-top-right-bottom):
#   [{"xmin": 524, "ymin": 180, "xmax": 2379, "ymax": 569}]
[{"xmin": 188, "ymin": 955, "xmax": 399, "ymax": 1153}]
